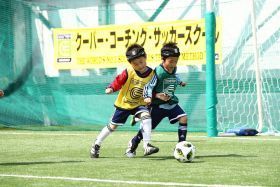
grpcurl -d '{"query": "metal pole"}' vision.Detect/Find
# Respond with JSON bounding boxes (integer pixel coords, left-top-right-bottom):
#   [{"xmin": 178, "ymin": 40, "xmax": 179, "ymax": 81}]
[{"xmin": 250, "ymin": 0, "xmax": 263, "ymax": 132}]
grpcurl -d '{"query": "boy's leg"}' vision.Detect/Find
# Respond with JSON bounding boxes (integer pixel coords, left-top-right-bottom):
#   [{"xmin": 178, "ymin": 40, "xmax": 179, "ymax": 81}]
[
  {"xmin": 90, "ymin": 124, "xmax": 116, "ymax": 158},
  {"xmin": 131, "ymin": 130, "xmax": 143, "ymax": 146},
  {"xmin": 139, "ymin": 112, "xmax": 159, "ymax": 156},
  {"xmin": 178, "ymin": 117, "xmax": 188, "ymax": 142},
  {"xmin": 125, "ymin": 129, "xmax": 142, "ymax": 158},
  {"xmin": 139, "ymin": 112, "xmax": 152, "ymax": 147},
  {"xmin": 126, "ymin": 112, "xmax": 159, "ymax": 157},
  {"xmin": 126, "ymin": 106, "xmax": 164, "ymax": 157},
  {"xmin": 130, "ymin": 115, "xmax": 140, "ymax": 126},
  {"xmin": 126, "ymin": 111, "xmax": 153, "ymax": 157},
  {"xmin": 94, "ymin": 124, "xmax": 116, "ymax": 145},
  {"xmin": 91, "ymin": 109, "xmax": 129, "ymax": 158},
  {"xmin": 168, "ymin": 105, "xmax": 188, "ymax": 142},
  {"xmin": 128, "ymin": 107, "xmax": 156, "ymax": 149}
]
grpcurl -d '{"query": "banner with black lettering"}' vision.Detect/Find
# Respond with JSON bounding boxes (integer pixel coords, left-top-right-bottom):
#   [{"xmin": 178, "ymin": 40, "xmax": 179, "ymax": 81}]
[{"xmin": 53, "ymin": 18, "xmax": 222, "ymax": 69}]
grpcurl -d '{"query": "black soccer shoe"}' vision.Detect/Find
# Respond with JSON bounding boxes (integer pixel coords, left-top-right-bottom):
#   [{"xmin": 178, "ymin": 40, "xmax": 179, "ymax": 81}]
[
  {"xmin": 90, "ymin": 144, "xmax": 100, "ymax": 158},
  {"xmin": 144, "ymin": 143, "xmax": 159, "ymax": 156}
]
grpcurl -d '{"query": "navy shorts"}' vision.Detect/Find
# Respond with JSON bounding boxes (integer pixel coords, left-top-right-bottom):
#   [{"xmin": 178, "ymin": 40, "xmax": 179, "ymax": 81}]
[
  {"xmin": 110, "ymin": 106, "xmax": 149, "ymax": 125},
  {"xmin": 150, "ymin": 104, "xmax": 186, "ymax": 129}
]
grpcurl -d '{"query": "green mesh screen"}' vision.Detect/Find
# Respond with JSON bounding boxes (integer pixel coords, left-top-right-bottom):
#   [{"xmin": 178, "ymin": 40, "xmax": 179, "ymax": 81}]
[{"xmin": 0, "ymin": 0, "xmax": 279, "ymax": 133}]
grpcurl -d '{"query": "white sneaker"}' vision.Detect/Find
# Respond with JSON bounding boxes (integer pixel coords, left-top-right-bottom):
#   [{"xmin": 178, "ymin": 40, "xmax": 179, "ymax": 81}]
[
  {"xmin": 124, "ymin": 140, "xmax": 138, "ymax": 158},
  {"xmin": 125, "ymin": 149, "xmax": 136, "ymax": 158}
]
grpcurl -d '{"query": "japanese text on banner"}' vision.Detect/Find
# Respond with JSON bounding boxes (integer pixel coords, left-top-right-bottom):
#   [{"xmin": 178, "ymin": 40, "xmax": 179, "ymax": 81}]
[{"xmin": 53, "ymin": 18, "xmax": 222, "ymax": 69}]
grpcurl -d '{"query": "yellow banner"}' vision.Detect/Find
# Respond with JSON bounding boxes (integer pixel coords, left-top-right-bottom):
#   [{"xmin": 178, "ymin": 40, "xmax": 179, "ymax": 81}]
[{"xmin": 53, "ymin": 18, "xmax": 222, "ymax": 69}]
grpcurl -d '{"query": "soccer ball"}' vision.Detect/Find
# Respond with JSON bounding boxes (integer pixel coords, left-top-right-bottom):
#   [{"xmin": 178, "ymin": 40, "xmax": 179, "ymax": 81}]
[{"xmin": 173, "ymin": 141, "xmax": 195, "ymax": 163}]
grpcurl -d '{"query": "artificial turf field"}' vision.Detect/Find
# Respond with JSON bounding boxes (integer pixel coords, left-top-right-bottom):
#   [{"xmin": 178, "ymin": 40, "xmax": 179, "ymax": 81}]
[{"xmin": 0, "ymin": 130, "xmax": 279, "ymax": 187}]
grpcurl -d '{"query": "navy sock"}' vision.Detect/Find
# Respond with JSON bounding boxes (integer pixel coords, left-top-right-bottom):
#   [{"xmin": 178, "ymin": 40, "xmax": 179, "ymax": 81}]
[
  {"xmin": 178, "ymin": 123, "xmax": 188, "ymax": 142},
  {"xmin": 132, "ymin": 130, "xmax": 143, "ymax": 144}
]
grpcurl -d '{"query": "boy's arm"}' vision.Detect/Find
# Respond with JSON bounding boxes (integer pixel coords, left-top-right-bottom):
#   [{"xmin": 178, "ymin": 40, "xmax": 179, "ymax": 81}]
[
  {"xmin": 175, "ymin": 73, "xmax": 186, "ymax": 87},
  {"xmin": 143, "ymin": 74, "xmax": 157, "ymax": 99},
  {"xmin": 143, "ymin": 74, "xmax": 158, "ymax": 105},
  {"xmin": 143, "ymin": 74, "xmax": 171, "ymax": 103},
  {"xmin": 105, "ymin": 69, "xmax": 128, "ymax": 94}
]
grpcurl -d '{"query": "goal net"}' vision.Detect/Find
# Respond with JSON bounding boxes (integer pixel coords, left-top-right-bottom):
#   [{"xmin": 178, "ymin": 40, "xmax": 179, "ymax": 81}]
[{"xmin": 216, "ymin": 0, "xmax": 280, "ymax": 134}]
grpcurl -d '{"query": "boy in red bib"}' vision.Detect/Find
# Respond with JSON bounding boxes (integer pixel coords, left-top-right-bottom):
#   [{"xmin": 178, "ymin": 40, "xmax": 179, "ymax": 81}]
[{"xmin": 90, "ymin": 44, "xmax": 159, "ymax": 158}]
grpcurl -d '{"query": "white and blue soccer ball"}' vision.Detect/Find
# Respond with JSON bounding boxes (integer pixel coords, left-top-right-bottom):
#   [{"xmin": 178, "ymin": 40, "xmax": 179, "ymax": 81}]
[{"xmin": 173, "ymin": 141, "xmax": 196, "ymax": 163}]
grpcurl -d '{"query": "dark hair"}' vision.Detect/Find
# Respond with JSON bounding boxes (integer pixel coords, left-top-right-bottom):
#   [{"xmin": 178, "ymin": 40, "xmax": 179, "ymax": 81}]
[
  {"xmin": 161, "ymin": 42, "xmax": 180, "ymax": 60},
  {"xmin": 126, "ymin": 44, "xmax": 146, "ymax": 62}
]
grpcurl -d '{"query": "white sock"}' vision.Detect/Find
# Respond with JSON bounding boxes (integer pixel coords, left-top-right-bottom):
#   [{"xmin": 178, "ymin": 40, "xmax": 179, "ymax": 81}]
[
  {"xmin": 94, "ymin": 125, "xmax": 112, "ymax": 146},
  {"xmin": 140, "ymin": 118, "xmax": 152, "ymax": 149}
]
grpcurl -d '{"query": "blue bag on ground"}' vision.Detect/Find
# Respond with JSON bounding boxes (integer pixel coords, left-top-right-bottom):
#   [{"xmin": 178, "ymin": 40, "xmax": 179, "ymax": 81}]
[{"xmin": 226, "ymin": 128, "xmax": 259, "ymax": 136}]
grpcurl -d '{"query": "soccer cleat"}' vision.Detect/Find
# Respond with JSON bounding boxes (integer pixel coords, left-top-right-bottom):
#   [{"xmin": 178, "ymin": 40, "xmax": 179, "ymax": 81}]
[
  {"xmin": 90, "ymin": 144, "xmax": 100, "ymax": 158},
  {"xmin": 125, "ymin": 149, "xmax": 136, "ymax": 158},
  {"xmin": 125, "ymin": 139, "xmax": 139, "ymax": 158},
  {"xmin": 130, "ymin": 116, "xmax": 137, "ymax": 126},
  {"xmin": 144, "ymin": 143, "xmax": 159, "ymax": 156}
]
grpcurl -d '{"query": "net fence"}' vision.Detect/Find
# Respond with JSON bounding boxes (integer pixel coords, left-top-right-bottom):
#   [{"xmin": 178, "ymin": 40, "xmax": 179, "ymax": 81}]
[{"xmin": 0, "ymin": 0, "xmax": 279, "ymax": 133}]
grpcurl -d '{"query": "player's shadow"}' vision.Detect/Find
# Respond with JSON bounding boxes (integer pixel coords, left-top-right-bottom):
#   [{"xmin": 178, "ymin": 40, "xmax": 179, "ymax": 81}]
[
  {"xmin": 196, "ymin": 154, "xmax": 256, "ymax": 158},
  {"xmin": 140, "ymin": 154, "xmax": 255, "ymax": 162},
  {"xmin": 144, "ymin": 156, "xmax": 205, "ymax": 163},
  {"xmin": 144, "ymin": 156, "xmax": 176, "ymax": 160},
  {"xmin": 0, "ymin": 160, "xmax": 84, "ymax": 166},
  {"xmin": 153, "ymin": 139, "xmax": 207, "ymax": 143}
]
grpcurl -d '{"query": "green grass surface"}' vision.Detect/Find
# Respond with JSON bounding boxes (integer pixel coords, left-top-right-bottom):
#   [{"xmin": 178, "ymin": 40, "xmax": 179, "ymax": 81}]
[{"xmin": 0, "ymin": 130, "xmax": 279, "ymax": 187}]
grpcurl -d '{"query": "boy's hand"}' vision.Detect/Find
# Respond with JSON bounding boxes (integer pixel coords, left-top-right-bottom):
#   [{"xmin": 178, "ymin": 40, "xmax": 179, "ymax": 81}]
[
  {"xmin": 144, "ymin": 97, "xmax": 152, "ymax": 105},
  {"xmin": 156, "ymin": 93, "xmax": 170, "ymax": 101},
  {"xmin": 105, "ymin": 88, "xmax": 113, "ymax": 94},
  {"xmin": 0, "ymin": 90, "xmax": 4, "ymax": 97},
  {"xmin": 180, "ymin": 82, "xmax": 186, "ymax": 87}
]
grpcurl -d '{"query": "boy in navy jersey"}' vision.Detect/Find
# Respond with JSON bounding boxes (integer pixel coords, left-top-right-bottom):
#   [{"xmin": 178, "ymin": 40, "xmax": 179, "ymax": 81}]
[
  {"xmin": 125, "ymin": 42, "xmax": 187, "ymax": 157},
  {"xmin": 90, "ymin": 44, "xmax": 159, "ymax": 158}
]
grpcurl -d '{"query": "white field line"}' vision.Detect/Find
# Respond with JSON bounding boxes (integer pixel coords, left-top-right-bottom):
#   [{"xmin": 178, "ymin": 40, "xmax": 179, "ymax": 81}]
[
  {"xmin": 0, "ymin": 132, "xmax": 89, "ymax": 136},
  {"xmin": 0, "ymin": 174, "xmax": 262, "ymax": 187},
  {"xmin": 0, "ymin": 132, "xmax": 279, "ymax": 141}
]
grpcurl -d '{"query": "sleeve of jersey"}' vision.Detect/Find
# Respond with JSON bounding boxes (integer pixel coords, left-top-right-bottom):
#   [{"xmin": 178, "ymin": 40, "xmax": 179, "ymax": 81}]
[
  {"xmin": 108, "ymin": 69, "xmax": 128, "ymax": 92},
  {"xmin": 175, "ymin": 73, "xmax": 182, "ymax": 85},
  {"xmin": 143, "ymin": 74, "xmax": 158, "ymax": 98}
]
